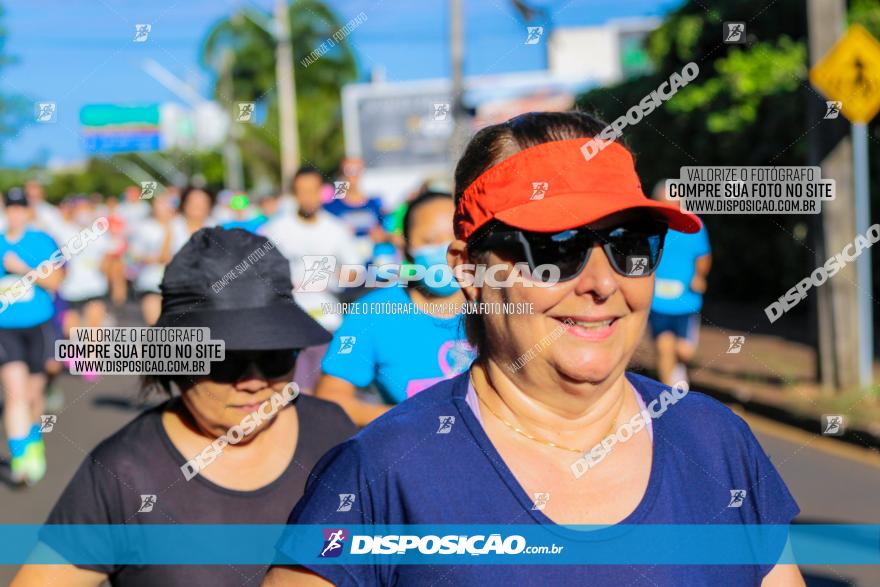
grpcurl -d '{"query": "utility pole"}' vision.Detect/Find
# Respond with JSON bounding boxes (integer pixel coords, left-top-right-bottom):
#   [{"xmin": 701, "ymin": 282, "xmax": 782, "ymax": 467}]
[
  {"xmin": 221, "ymin": 49, "xmax": 245, "ymax": 191},
  {"xmin": 853, "ymin": 119, "xmax": 874, "ymax": 387},
  {"xmin": 806, "ymin": 0, "xmax": 860, "ymax": 391},
  {"xmin": 142, "ymin": 57, "xmax": 242, "ymax": 188},
  {"xmin": 449, "ymin": 0, "xmax": 467, "ymax": 163},
  {"xmin": 274, "ymin": 0, "xmax": 300, "ymax": 192}
]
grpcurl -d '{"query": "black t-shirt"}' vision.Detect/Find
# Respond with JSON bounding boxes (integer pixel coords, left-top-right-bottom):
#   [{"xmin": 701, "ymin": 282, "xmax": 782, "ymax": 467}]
[{"xmin": 43, "ymin": 395, "xmax": 356, "ymax": 586}]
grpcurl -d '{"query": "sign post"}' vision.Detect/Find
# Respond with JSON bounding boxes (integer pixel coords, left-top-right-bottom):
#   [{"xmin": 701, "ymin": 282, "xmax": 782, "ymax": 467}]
[
  {"xmin": 810, "ymin": 23, "xmax": 880, "ymax": 388},
  {"xmin": 852, "ymin": 121, "xmax": 872, "ymax": 386}
]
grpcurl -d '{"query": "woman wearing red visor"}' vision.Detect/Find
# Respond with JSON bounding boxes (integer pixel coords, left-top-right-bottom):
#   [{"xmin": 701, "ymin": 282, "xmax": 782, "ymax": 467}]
[{"xmin": 266, "ymin": 112, "xmax": 803, "ymax": 586}]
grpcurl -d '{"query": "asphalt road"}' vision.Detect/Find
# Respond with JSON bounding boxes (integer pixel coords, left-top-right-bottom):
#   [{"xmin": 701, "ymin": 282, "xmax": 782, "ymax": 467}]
[{"xmin": 0, "ymin": 334, "xmax": 878, "ymax": 585}]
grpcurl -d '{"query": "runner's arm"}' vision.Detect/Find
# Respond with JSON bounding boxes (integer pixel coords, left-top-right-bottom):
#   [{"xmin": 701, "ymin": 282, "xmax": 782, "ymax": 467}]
[
  {"xmin": 762, "ymin": 564, "xmax": 804, "ymax": 586},
  {"xmin": 262, "ymin": 566, "xmax": 334, "ymax": 586},
  {"xmin": 761, "ymin": 535, "xmax": 804, "ymax": 586},
  {"xmin": 690, "ymin": 253, "xmax": 712, "ymax": 293},
  {"xmin": 12, "ymin": 562, "xmax": 107, "ymax": 587},
  {"xmin": 157, "ymin": 224, "xmax": 175, "ymax": 265},
  {"xmin": 695, "ymin": 253, "xmax": 712, "ymax": 277},
  {"xmin": 33, "ymin": 265, "xmax": 65, "ymax": 292},
  {"xmin": 3, "ymin": 251, "xmax": 64, "ymax": 292},
  {"xmin": 315, "ymin": 373, "xmax": 390, "ymax": 427}
]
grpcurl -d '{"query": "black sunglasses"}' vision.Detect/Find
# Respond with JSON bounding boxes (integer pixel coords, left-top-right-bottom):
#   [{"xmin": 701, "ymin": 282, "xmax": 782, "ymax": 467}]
[
  {"xmin": 470, "ymin": 220, "xmax": 668, "ymax": 282},
  {"xmin": 209, "ymin": 349, "xmax": 300, "ymax": 383}
]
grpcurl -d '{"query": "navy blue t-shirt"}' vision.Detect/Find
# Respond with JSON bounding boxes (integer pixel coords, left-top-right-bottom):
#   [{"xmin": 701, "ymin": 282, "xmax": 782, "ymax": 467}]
[
  {"xmin": 323, "ymin": 197, "xmax": 383, "ymax": 237},
  {"xmin": 279, "ymin": 371, "xmax": 799, "ymax": 586}
]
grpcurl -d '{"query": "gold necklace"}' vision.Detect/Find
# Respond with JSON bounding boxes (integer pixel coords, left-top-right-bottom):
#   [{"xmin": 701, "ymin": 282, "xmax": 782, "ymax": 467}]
[{"xmin": 474, "ymin": 386, "xmax": 623, "ymax": 454}]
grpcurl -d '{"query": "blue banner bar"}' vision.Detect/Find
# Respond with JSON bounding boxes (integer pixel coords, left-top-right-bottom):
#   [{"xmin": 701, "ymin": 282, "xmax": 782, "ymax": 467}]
[{"xmin": 2, "ymin": 524, "xmax": 877, "ymax": 565}]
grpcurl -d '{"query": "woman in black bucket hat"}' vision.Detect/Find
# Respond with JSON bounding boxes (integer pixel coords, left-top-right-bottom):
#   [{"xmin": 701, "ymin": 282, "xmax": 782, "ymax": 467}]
[{"xmin": 13, "ymin": 227, "xmax": 357, "ymax": 587}]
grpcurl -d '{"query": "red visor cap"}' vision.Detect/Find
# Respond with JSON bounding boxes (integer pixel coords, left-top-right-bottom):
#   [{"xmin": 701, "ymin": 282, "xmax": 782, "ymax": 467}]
[{"xmin": 454, "ymin": 138, "xmax": 702, "ymax": 240}]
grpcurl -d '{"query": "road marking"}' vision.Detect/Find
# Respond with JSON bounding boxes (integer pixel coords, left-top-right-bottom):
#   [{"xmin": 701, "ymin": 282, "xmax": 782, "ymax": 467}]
[{"xmin": 731, "ymin": 406, "xmax": 880, "ymax": 469}]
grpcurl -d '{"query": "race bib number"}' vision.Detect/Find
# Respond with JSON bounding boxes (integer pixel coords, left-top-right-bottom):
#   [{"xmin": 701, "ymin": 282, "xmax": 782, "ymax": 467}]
[
  {"xmin": 0, "ymin": 275, "xmax": 34, "ymax": 303},
  {"xmin": 655, "ymin": 278, "xmax": 685, "ymax": 299}
]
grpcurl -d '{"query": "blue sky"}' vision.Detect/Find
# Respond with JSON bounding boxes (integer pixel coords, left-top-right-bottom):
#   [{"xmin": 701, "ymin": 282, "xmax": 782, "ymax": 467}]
[{"xmin": 0, "ymin": 0, "xmax": 677, "ymax": 167}]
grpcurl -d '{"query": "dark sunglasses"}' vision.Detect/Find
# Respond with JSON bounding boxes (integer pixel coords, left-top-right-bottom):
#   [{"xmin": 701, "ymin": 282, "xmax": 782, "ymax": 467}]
[
  {"xmin": 209, "ymin": 349, "xmax": 300, "ymax": 383},
  {"xmin": 471, "ymin": 220, "xmax": 668, "ymax": 282}
]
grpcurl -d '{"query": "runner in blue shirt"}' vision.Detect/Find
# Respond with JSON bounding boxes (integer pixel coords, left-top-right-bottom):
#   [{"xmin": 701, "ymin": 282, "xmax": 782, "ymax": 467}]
[
  {"xmin": 221, "ymin": 193, "xmax": 269, "ymax": 234},
  {"xmin": 323, "ymin": 158, "xmax": 389, "ymax": 264},
  {"xmin": 648, "ymin": 181, "xmax": 712, "ymax": 387},
  {"xmin": 0, "ymin": 187, "xmax": 65, "ymax": 485},
  {"xmin": 316, "ymin": 191, "xmax": 475, "ymax": 426}
]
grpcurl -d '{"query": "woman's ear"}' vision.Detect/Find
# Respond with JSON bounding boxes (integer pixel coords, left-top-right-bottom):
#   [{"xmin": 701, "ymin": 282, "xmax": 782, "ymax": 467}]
[{"xmin": 448, "ymin": 239, "xmax": 480, "ymax": 303}]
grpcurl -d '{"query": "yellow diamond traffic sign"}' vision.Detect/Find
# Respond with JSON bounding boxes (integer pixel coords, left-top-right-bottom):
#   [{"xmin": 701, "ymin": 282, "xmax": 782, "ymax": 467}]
[{"xmin": 810, "ymin": 24, "xmax": 880, "ymax": 124}]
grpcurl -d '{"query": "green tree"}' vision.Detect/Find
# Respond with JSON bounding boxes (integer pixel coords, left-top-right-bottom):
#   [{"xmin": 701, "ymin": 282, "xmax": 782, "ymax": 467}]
[
  {"xmin": 201, "ymin": 1, "xmax": 358, "ymax": 183},
  {"xmin": 575, "ymin": 0, "xmax": 880, "ymax": 312},
  {"xmin": 45, "ymin": 158, "xmax": 130, "ymax": 200}
]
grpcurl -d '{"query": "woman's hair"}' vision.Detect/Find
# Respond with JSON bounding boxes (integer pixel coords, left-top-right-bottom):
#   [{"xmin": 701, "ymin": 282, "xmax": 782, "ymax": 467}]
[
  {"xmin": 453, "ymin": 111, "xmax": 611, "ymax": 358},
  {"xmin": 402, "ymin": 190, "xmax": 453, "ymax": 245},
  {"xmin": 179, "ymin": 185, "xmax": 217, "ymax": 213},
  {"xmin": 142, "ymin": 374, "xmax": 172, "ymax": 398},
  {"xmin": 141, "ymin": 373, "xmax": 195, "ymax": 399}
]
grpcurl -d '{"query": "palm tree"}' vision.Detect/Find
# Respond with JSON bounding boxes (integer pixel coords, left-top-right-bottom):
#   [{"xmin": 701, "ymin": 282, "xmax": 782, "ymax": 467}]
[{"xmin": 201, "ymin": 0, "xmax": 358, "ymax": 182}]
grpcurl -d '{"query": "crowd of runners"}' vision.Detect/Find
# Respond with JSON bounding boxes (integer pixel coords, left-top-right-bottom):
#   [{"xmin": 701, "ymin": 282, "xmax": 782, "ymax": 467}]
[
  {"xmin": 0, "ymin": 152, "xmax": 714, "ymax": 490},
  {"xmin": 3, "ymin": 112, "xmax": 809, "ymax": 587},
  {"xmin": 0, "ymin": 148, "xmax": 714, "ymax": 495},
  {"xmin": 0, "ymin": 157, "xmax": 480, "ymax": 486}
]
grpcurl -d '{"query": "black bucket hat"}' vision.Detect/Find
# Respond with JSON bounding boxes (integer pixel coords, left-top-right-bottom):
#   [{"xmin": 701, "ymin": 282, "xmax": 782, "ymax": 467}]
[{"xmin": 156, "ymin": 227, "xmax": 330, "ymax": 350}]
